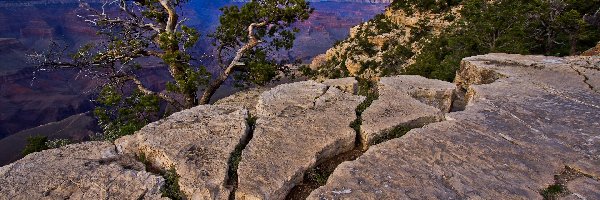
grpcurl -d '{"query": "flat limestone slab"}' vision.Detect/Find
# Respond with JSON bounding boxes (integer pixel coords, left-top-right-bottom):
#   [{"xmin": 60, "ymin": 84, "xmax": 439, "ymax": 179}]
[
  {"xmin": 115, "ymin": 105, "xmax": 249, "ymax": 200},
  {"xmin": 309, "ymin": 54, "xmax": 600, "ymax": 199},
  {"xmin": 359, "ymin": 75, "xmax": 453, "ymax": 147},
  {"xmin": 0, "ymin": 142, "xmax": 165, "ymax": 200},
  {"xmin": 236, "ymin": 81, "xmax": 365, "ymax": 200}
]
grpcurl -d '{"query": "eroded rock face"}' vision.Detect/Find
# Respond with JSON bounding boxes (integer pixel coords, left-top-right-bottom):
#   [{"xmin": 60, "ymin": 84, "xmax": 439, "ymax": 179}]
[
  {"xmin": 115, "ymin": 105, "xmax": 249, "ymax": 200},
  {"xmin": 309, "ymin": 54, "xmax": 600, "ymax": 199},
  {"xmin": 0, "ymin": 142, "xmax": 165, "ymax": 200},
  {"xmin": 235, "ymin": 81, "xmax": 365, "ymax": 200},
  {"xmin": 359, "ymin": 75, "xmax": 453, "ymax": 147}
]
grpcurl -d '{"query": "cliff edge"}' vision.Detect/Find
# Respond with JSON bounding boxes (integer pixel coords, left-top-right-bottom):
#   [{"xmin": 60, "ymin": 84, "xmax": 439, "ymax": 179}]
[{"xmin": 1, "ymin": 54, "xmax": 599, "ymax": 199}]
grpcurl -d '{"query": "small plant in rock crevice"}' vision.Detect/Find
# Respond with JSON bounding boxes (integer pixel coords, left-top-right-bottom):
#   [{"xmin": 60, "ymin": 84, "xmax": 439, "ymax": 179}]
[
  {"xmin": 161, "ymin": 166, "xmax": 184, "ymax": 200},
  {"xmin": 350, "ymin": 78, "xmax": 379, "ymax": 145}
]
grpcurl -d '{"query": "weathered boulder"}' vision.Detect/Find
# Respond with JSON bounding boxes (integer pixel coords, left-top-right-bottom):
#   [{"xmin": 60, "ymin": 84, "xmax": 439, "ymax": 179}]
[
  {"xmin": 322, "ymin": 77, "xmax": 358, "ymax": 94},
  {"xmin": 115, "ymin": 105, "xmax": 249, "ymax": 200},
  {"xmin": 0, "ymin": 142, "xmax": 165, "ymax": 200},
  {"xmin": 359, "ymin": 75, "xmax": 453, "ymax": 147},
  {"xmin": 309, "ymin": 54, "xmax": 600, "ymax": 199},
  {"xmin": 235, "ymin": 81, "xmax": 365, "ymax": 200}
]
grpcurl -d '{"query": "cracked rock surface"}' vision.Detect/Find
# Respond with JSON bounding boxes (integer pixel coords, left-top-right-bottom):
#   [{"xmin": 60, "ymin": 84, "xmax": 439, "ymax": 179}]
[
  {"xmin": 235, "ymin": 81, "xmax": 365, "ymax": 200},
  {"xmin": 359, "ymin": 75, "xmax": 453, "ymax": 147},
  {"xmin": 0, "ymin": 141, "xmax": 165, "ymax": 200},
  {"xmin": 309, "ymin": 54, "xmax": 600, "ymax": 199},
  {"xmin": 2, "ymin": 54, "xmax": 599, "ymax": 200},
  {"xmin": 115, "ymin": 105, "xmax": 249, "ymax": 200}
]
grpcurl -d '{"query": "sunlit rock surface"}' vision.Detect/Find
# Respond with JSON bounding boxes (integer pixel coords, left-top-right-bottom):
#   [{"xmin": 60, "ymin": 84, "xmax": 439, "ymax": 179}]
[{"xmin": 309, "ymin": 54, "xmax": 600, "ymax": 199}]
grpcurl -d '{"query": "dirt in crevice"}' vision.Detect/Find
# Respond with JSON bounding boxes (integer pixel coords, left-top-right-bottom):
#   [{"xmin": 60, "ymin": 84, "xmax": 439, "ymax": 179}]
[
  {"xmin": 285, "ymin": 78, "xmax": 378, "ymax": 200},
  {"xmin": 285, "ymin": 148, "xmax": 365, "ymax": 200},
  {"xmin": 126, "ymin": 151, "xmax": 184, "ymax": 199},
  {"xmin": 226, "ymin": 113, "xmax": 257, "ymax": 200},
  {"xmin": 540, "ymin": 166, "xmax": 595, "ymax": 200},
  {"xmin": 570, "ymin": 65, "xmax": 598, "ymax": 94},
  {"xmin": 286, "ymin": 77, "xmax": 457, "ymax": 199},
  {"xmin": 450, "ymin": 87, "xmax": 467, "ymax": 112}
]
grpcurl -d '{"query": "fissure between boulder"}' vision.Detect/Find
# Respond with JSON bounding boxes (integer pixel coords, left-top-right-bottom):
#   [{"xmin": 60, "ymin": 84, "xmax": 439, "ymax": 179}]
[
  {"xmin": 285, "ymin": 78, "xmax": 377, "ymax": 199},
  {"xmin": 227, "ymin": 113, "xmax": 257, "ymax": 200},
  {"xmin": 570, "ymin": 65, "xmax": 598, "ymax": 94},
  {"xmin": 132, "ymin": 152, "xmax": 184, "ymax": 199},
  {"xmin": 540, "ymin": 166, "xmax": 596, "ymax": 200}
]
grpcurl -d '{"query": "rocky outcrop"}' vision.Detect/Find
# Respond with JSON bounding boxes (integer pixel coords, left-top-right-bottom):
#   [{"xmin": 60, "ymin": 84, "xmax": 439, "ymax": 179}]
[
  {"xmin": 359, "ymin": 75, "xmax": 454, "ymax": 147},
  {"xmin": 235, "ymin": 81, "xmax": 364, "ymax": 200},
  {"xmin": 115, "ymin": 105, "xmax": 250, "ymax": 200},
  {"xmin": 309, "ymin": 5, "xmax": 460, "ymax": 79},
  {"xmin": 0, "ymin": 141, "xmax": 165, "ymax": 199},
  {"xmin": 2, "ymin": 54, "xmax": 600, "ymax": 200},
  {"xmin": 309, "ymin": 54, "xmax": 600, "ymax": 199}
]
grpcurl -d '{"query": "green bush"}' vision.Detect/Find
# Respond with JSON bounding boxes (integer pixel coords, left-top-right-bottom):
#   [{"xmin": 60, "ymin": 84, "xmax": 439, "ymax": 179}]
[
  {"xmin": 405, "ymin": 0, "xmax": 600, "ymax": 81},
  {"xmin": 161, "ymin": 167, "xmax": 184, "ymax": 200},
  {"xmin": 22, "ymin": 136, "xmax": 49, "ymax": 156},
  {"xmin": 94, "ymin": 86, "xmax": 160, "ymax": 141}
]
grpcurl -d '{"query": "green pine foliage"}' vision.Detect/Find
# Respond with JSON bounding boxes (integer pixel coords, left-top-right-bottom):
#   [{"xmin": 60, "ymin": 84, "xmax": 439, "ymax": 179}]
[
  {"xmin": 390, "ymin": 0, "xmax": 462, "ymax": 14},
  {"xmin": 311, "ymin": 0, "xmax": 600, "ymax": 82},
  {"xmin": 406, "ymin": 0, "xmax": 600, "ymax": 82},
  {"xmin": 22, "ymin": 136, "xmax": 49, "ymax": 156},
  {"xmin": 93, "ymin": 86, "xmax": 160, "ymax": 141}
]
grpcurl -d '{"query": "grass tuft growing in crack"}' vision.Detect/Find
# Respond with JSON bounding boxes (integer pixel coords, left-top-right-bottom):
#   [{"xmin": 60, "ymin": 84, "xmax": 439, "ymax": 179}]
[
  {"xmin": 540, "ymin": 184, "xmax": 566, "ymax": 200},
  {"xmin": 305, "ymin": 167, "xmax": 330, "ymax": 185},
  {"xmin": 285, "ymin": 149, "xmax": 364, "ymax": 200},
  {"xmin": 350, "ymin": 77, "xmax": 379, "ymax": 142},
  {"xmin": 227, "ymin": 113, "xmax": 257, "ymax": 200},
  {"xmin": 161, "ymin": 167, "xmax": 184, "ymax": 200},
  {"xmin": 539, "ymin": 166, "xmax": 595, "ymax": 200},
  {"xmin": 134, "ymin": 153, "xmax": 183, "ymax": 199}
]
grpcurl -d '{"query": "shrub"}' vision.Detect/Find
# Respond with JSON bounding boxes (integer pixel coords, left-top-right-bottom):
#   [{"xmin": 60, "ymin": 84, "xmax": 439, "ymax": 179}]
[
  {"xmin": 22, "ymin": 135, "xmax": 49, "ymax": 156},
  {"xmin": 161, "ymin": 167, "xmax": 184, "ymax": 200}
]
